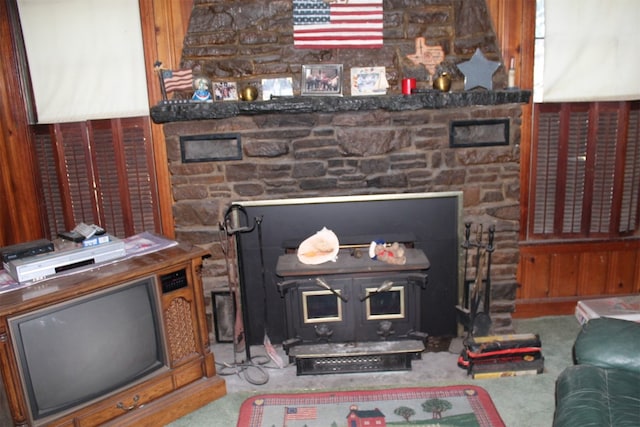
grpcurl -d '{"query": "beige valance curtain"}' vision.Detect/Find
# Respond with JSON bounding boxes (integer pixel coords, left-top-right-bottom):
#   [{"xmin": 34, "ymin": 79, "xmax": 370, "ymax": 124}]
[
  {"xmin": 17, "ymin": 0, "xmax": 148, "ymax": 124},
  {"xmin": 542, "ymin": 0, "xmax": 640, "ymax": 102}
]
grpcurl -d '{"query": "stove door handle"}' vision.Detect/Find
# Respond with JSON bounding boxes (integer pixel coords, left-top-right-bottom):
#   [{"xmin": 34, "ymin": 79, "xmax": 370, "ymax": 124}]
[
  {"xmin": 315, "ymin": 277, "xmax": 348, "ymax": 302},
  {"xmin": 360, "ymin": 280, "xmax": 395, "ymax": 302}
]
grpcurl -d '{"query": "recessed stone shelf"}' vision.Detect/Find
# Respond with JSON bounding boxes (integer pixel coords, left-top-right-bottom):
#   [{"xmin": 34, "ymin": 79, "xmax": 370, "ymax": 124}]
[{"xmin": 149, "ymin": 90, "xmax": 531, "ymax": 124}]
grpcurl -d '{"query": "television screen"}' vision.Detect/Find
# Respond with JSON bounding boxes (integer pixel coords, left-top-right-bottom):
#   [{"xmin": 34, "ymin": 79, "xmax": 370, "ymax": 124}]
[{"xmin": 9, "ymin": 277, "xmax": 166, "ymax": 421}]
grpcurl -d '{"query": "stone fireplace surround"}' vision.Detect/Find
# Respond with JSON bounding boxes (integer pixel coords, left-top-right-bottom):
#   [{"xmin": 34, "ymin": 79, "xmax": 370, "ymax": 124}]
[
  {"xmin": 152, "ymin": 0, "xmax": 531, "ymax": 342},
  {"xmin": 155, "ymin": 91, "xmax": 529, "ymax": 342}
]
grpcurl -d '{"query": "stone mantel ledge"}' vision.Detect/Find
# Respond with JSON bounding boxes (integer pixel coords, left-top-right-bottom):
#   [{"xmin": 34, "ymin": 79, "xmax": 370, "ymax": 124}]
[{"xmin": 150, "ymin": 90, "xmax": 531, "ymax": 124}]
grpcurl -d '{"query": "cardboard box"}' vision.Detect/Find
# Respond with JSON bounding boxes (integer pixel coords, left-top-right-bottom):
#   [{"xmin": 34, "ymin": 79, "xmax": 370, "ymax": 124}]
[{"xmin": 575, "ymin": 295, "xmax": 640, "ymax": 324}]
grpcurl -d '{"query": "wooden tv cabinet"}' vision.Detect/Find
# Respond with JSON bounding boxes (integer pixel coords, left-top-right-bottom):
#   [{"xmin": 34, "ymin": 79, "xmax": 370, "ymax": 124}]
[{"xmin": 0, "ymin": 243, "xmax": 226, "ymax": 427}]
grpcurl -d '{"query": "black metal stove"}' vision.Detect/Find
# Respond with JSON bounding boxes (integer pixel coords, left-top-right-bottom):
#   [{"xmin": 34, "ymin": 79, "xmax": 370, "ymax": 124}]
[{"xmin": 276, "ymin": 247, "xmax": 430, "ymax": 374}]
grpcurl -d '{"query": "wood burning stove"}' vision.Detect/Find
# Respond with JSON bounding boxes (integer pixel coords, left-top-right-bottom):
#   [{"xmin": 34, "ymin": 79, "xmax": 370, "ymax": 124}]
[
  {"xmin": 233, "ymin": 192, "xmax": 462, "ymax": 368},
  {"xmin": 275, "ymin": 246, "xmax": 430, "ymax": 374}
]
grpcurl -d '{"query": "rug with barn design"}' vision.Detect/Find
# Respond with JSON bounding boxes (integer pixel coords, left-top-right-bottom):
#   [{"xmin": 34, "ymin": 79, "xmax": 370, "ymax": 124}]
[{"xmin": 237, "ymin": 385, "xmax": 505, "ymax": 426}]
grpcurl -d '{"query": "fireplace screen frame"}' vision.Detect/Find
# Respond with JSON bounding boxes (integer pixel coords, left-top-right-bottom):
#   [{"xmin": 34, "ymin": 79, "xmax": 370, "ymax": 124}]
[
  {"xmin": 302, "ymin": 290, "xmax": 343, "ymax": 323},
  {"xmin": 234, "ymin": 191, "xmax": 464, "ymax": 345},
  {"xmin": 364, "ymin": 286, "xmax": 405, "ymax": 320}
]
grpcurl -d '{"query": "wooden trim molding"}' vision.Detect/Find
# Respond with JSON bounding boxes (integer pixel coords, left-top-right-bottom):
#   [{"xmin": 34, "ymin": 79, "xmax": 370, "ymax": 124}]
[
  {"xmin": 139, "ymin": 0, "xmax": 193, "ymax": 238},
  {"xmin": 0, "ymin": 1, "xmax": 44, "ymax": 245}
]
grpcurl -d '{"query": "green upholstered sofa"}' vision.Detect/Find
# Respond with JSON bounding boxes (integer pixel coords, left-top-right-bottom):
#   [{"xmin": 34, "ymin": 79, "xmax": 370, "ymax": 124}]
[{"xmin": 553, "ymin": 317, "xmax": 640, "ymax": 427}]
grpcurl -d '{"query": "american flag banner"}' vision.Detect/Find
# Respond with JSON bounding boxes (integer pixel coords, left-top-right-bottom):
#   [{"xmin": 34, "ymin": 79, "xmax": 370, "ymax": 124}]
[
  {"xmin": 161, "ymin": 69, "xmax": 193, "ymax": 92},
  {"xmin": 284, "ymin": 406, "xmax": 318, "ymax": 421},
  {"xmin": 293, "ymin": 0, "xmax": 383, "ymax": 49}
]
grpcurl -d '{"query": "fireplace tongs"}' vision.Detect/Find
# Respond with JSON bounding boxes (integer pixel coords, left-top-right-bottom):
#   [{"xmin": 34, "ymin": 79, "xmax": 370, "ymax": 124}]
[{"xmin": 277, "ymin": 277, "xmax": 348, "ymax": 302}]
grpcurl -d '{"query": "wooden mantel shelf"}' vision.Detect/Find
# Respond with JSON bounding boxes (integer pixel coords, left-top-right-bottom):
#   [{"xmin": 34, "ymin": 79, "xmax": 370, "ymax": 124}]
[{"xmin": 149, "ymin": 90, "xmax": 531, "ymax": 124}]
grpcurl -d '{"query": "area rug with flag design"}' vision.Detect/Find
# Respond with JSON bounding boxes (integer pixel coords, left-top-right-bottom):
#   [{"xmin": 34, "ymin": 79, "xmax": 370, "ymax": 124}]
[{"xmin": 237, "ymin": 385, "xmax": 505, "ymax": 426}]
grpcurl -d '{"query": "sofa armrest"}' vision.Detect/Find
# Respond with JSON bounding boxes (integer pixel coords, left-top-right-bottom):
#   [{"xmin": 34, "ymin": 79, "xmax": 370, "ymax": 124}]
[{"xmin": 575, "ymin": 317, "xmax": 640, "ymax": 373}]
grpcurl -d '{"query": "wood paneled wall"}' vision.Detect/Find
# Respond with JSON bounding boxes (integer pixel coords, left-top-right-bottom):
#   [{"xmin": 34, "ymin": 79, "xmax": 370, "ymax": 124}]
[
  {"xmin": 0, "ymin": 1, "xmax": 44, "ymax": 245},
  {"xmin": 517, "ymin": 241, "xmax": 640, "ymax": 316}
]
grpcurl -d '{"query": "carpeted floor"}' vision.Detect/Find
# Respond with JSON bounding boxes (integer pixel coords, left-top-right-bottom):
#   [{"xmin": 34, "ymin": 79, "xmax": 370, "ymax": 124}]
[{"xmin": 168, "ymin": 315, "xmax": 582, "ymax": 427}]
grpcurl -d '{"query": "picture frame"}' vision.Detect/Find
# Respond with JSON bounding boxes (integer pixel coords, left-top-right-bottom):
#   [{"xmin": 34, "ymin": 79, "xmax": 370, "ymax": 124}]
[
  {"xmin": 261, "ymin": 77, "xmax": 294, "ymax": 100},
  {"xmin": 301, "ymin": 64, "xmax": 343, "ymax": 96},
  {"xmin": 212, "ymin": 81, "xmax": 238, "ymax": 101},
  {"xmin": 211, "ymin": 291, "xmax": 235, "ymax": 343},
  {"xmin": 350, "ymin": 66, "xmax": 388, "ymax": 96}
]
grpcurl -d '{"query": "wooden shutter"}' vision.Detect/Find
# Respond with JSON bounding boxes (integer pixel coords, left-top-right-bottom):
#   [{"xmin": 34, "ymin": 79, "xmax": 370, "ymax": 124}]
[
  {"xmin": 620, "ymin": 105, "xmax": 640, "ymax": 233},
  {"xmin": 529, "ymin": 101, "xmax": 640, "ymax": 240},
  {"xmin": 560, "ymin": 106, "xmax": 588, "ymax": 234},
  {"xmin": 531, "ymin": 104, "xmax": 560, "ymax": 235},
  {"xmin": 32, "ymin": 116, "xmax": 160, "ymax": 239}
]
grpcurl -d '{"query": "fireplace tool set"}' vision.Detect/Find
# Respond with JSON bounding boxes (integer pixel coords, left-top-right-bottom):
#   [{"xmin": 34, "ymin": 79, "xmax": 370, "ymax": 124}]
[
  {"xmin": 456, "ymin": 223, "xmax": 545, "ymax": 378},
  {"xmin": 457, "ymin": 222, "xmax": 495, "ymax": 337},
  {"xmin": 217, "ymin": 205, "xmax": 276, "ymax": 385}
]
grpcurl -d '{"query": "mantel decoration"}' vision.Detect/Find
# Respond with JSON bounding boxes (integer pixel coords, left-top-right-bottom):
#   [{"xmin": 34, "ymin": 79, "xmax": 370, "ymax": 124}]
[
  {"xmin": 406, "ymin": 37, "xmax": 445, "ymax": 83},
  {"xmin": 155, "ymin": 61, "xmax": 194, "ymax": 100},
  {"xmin": 261, "ymin": 77, "xmax": 294, "ymax": 100},
  {"xmin": 457, "ymin": 48, "xmax": 500, "ymax": 91},
  {"xmin": 192, "ymin": 76, "xmax": 212, "ymax": 102},
  {"xmin": 213, "ymin": 82, "xmax": 238, "ymax": 101},
  {"xmin": 350, "ymin": 67, "xmax": 388, "ymax": 96},
  {"xmin": 302, "ymin": 64, "xmax": 343, "ymax": 96},
  {"xmin": 292, "ymin": 0, "xmax": 383, "ymax": 49}
]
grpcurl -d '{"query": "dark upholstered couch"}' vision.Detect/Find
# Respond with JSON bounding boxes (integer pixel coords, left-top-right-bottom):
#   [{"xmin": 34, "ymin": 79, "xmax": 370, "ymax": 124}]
[{"xmin": 553, "ymin": 317, "xmax": 640, "ymax": 427}]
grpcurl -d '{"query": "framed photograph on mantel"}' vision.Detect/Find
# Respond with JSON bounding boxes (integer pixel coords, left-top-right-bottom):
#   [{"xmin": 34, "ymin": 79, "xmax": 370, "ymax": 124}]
[
  {"xmin": 350, "ymin": 66, "xmax": 388, "ymax": 96},
  {"xmin": 302, "ymin": 64, "xmax": 343, "ymax": 96}
]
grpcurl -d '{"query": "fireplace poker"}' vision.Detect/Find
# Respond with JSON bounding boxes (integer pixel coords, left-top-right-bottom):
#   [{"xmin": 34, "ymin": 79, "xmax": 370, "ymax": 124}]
[
  {"xmin": 215, "ymin": 207, "xmax": 272, "ymax": 385},
  {"xmin": 462, "ymin": 222, "xmax": 472, "ymax": 308},
  {"xmin": 257, "ymin": 217, "xmax": 285, "ymax": 369},
  {"xmin": 484, "ymin": 225, "xmax": 496, "ymax": 314},
  {"xmin": 219, "ymin": 224, "xmax": 245, "ymax": 354},
  {"xmin": 459, "ymin": 222, "xmax": 496, "ymax": 337}
]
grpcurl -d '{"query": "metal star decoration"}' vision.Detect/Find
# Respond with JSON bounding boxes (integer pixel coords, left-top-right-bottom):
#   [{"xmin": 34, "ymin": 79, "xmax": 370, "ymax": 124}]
[{"xmin": 457, "ymin": 48, "xmax": 500, "ymax": 90}]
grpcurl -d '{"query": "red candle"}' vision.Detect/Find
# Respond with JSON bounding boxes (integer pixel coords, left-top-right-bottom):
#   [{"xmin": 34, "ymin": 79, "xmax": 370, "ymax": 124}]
[{"xmin": 401, "ymin": 78, "xmax": 416, "ymax": 95}]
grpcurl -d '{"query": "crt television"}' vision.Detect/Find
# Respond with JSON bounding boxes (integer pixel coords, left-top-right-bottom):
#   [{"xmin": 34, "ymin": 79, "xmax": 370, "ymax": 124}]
[{"xmin": 8, "ymin": 276, "xmax": 168, "ymax": 424}]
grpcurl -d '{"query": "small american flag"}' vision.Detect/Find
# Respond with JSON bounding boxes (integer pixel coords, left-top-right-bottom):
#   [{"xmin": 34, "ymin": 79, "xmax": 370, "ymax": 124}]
[
  {"xmin": 162, "ymin": 69, "xmax": 193, "ymax": 92},
  {"xmin": 293, "ymin": 0, "xmax": 383, "ymax": 49},
  {"xmin": 284, "ymin": 406, "xmax": 318, "ymax": 420}
]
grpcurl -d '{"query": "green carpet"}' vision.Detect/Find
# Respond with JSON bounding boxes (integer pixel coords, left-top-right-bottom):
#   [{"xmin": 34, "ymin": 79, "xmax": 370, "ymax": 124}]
[{"xmin": 168, "ymin": 315, "xmax": 581, "ymax": 427}]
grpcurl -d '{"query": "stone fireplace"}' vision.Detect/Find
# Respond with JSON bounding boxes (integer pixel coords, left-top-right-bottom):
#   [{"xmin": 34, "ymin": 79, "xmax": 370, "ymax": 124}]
[{"xmin": 150, "ymin": 0, "xmax": 530, "ymax": 343}]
